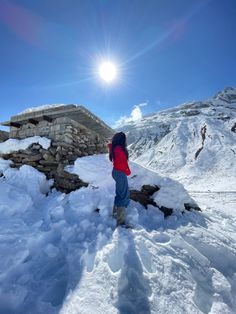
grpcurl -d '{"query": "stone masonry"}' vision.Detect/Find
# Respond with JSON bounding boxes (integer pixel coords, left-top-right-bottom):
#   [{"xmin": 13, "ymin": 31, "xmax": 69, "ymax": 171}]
[
  {"xmin": 1, "ymin": 105, "xmax": 114, "ymax": 193},
  {"xmin": 0, "ymin": 130, "xmax": 9, "ymax": 142}
]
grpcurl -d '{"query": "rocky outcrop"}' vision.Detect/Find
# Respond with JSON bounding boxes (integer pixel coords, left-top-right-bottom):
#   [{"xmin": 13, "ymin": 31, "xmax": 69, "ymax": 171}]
[
  {"xmin": 130, "ymin": 184, "xmax": 201, "ymax": 217},
  {"xmin": 130, "ymin": 185, "xmax": 174, "ymax": 217},
  {"xmin": 0, "ymin": 142, "xmax": 89, "ymax": 193},
  {"xmin": 130, "ymin": 185, "xmax": 160, "ymax": 209},
  {"xmin": 231, "ymin": 122, "xmax": 236, "ymax": 133},
  {"xmin": 214, "ymin": 87, "xmax": 236, "ymax": 104},
  {"xmin": 195, "ymin": 125, "xmax": 207, "ymax": 160}
]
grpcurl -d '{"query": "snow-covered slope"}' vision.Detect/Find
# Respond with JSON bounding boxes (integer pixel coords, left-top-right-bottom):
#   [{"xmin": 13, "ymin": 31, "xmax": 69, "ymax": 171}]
[
  {"xmin": 118, "ymin": 87, "xmax": 236, "ymax": 191},
  {"xmin": 0, "ymin": 155, "xmax": 236, "ymax": 314}
]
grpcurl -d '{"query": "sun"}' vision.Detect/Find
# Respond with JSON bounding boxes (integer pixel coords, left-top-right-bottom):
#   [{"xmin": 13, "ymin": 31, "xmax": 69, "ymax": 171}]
[{"xmin": 98, "ymin": 61, "xmax": 117, "ymax": 83}]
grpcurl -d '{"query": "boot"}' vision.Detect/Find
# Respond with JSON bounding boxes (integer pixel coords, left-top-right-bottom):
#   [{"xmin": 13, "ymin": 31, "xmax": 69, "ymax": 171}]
[
  {"xmin": 113, "ymin": 204, "xmax": 118, "ymax": 219},
  {"xmin": 116, "ymin": 207, "xmax": 126, "ymax": 226}
]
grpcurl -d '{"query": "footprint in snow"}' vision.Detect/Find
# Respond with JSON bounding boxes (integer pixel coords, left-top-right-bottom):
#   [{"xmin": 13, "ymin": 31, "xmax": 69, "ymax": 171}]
[{"xmin": 153, "ymin": 233, "xmax": 170, "ymax": 244}]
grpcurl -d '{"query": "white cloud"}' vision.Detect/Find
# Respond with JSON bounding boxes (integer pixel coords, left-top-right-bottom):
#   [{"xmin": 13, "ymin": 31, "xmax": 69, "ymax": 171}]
[{"xmin": 114, "ymin": 102, "xmax": 147, "ymax": 128}]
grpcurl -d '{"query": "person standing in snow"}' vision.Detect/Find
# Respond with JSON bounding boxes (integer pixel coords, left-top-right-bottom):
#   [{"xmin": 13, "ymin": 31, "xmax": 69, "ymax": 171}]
[{"xmin": 108, "ymin": 132, "xmax": 131, "ymax": 226}]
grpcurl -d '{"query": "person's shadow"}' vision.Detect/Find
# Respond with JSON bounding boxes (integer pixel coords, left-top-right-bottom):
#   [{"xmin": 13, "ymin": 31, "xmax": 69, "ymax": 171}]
[{"xmin": 116, "ymin": 227, "xmax": 152, "ymax": 314}]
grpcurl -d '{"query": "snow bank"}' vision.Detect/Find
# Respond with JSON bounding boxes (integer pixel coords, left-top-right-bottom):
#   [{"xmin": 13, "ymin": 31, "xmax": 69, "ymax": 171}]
[
  {"xmin": 0, "ymin": 136, "xmax": 51, "ymax": 154},
  {"xmin": 67, "ymin": 154, "xmax": 196, "ymax": 215},
  {"xmin": 0, "ymin": 154, "xmax": 235, "ymax": 313},
  {"xmin": 0, "ymin": 158, "xmax": 12, "ymax": 174}
]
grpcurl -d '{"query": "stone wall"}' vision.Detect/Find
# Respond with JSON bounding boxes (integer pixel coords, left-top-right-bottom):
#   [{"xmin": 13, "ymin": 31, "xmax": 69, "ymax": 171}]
[
  {"xmin": 0, "ymin": 130, "xmax": 9, "ymax": 142},
  {"xmin": 0, "ymin": 142, "xmax": 89, "ymax": 193},
  {"xmin": 10, "ymin": 116, "xmax": 108, "ymax": 161},
  {"xmin": 1, "ymin": 117, "xmax": 110, "ymax": 193}
]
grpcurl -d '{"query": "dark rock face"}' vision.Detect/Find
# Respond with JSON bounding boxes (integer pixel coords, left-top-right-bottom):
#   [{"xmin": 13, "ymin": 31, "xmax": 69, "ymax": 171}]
[
  {"xmin": 184, "ymin": 203, "xmax": 201, "ymax": 212},
  {"xmin": 231, "ymin": 122, "xmax": 236, "ymax": 133},
  {"xmin": 141, "ymin": 185, "xmax": 160, "ymax": 195},
  {"xmin": 159, "ymin": 206, "xmax": 174, "ymax": 217},
  {"xmin": 195, "ymin": 125, "xmax": 207, "ymax": 160}
]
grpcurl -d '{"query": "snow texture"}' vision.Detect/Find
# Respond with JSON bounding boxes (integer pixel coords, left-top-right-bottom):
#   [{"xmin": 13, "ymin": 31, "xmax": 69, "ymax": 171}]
[
  {"xmin": 0, "ymin": 136, "xmax": 51, "ymax": 154},
  {"xmin": 18, "ymin": 104, "xmax": 67, "ymax": 114},
  {"xmin": 0, "ymin": 154, "xmax": 235, "ymax": 314}
]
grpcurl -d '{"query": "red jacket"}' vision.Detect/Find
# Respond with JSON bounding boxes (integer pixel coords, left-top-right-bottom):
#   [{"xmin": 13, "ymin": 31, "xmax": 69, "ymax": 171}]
[{"xmin": 108, "ymin": 144, "xmax": 131, "ymax": 176}]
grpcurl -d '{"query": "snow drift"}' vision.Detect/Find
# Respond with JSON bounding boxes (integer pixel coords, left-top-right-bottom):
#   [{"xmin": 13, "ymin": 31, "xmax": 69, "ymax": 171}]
[{"xmin": 0, "ymin": 154, "xmax": 236, "ymax": 314}]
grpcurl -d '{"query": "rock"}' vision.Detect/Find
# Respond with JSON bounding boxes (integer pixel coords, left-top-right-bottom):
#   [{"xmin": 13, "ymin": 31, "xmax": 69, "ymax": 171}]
[
  {"xmin": 159, "ymin": 206, "xmax": 173, "ymax": 217},
  {"xmin": 1, "ymin": 131, "xmax": 108, "ymax": 193},
  {"xmin": 141, "ymin": 185, "xmax": 160, "ymax": 195},
  {"xmin": 130, "ymin": 189, "xmax": 158, "ymax": 208},
  {"xmin": 24, "ymin": 148, "xmax": 40, "ymax": 155},
  {"xmin": 184, "ymin": 203, "xmax": 201, "ymax": 212},
  {"xmin": 22, "ymin": 154, "xmax": 42, "ymax": 162},
  {"xmin": 231, "ymin": 122, "xmax": 236, "ymax": 133},
  {"xmin": 130, "ymin": 184, "xmax": 175, "ymax": 217},
  {"xmin": 43, "ymin": 153, "xmax": 55, "ymax": 162},
  {"xmin": 78, "ymin": 144, "xmax": 87, "ymax": 149},
  {"xmin": 53, "ymin": 163, "xmax": 89, "ymax": 192},
  {"xmin": 39, "ymin": 160, "xmax": 58, "ymax": 167},
  {"xmin": 10, "ymin": 163, "xmax": 22, "ymax": 168},
  {"xmin": 1, "ymin": 153, "xmax": 13, "ymax": 160},
  {"xmin": 49, "ymin": 147, "xmax": 57, "ymax": 156},
  {"xmin": 130, "ymin": 184, "xmax": 160, "ymax": 209},
  {"xmin": 23, "ymin": 161, "xmax": 38, "ymax": 167},
  {"xmin": 67, "ymin": 155, "xmax": 77, "ymax": 162},
  {"xmin": 28, "ymin": 143, "xmax": 42, "ymax": 150}
]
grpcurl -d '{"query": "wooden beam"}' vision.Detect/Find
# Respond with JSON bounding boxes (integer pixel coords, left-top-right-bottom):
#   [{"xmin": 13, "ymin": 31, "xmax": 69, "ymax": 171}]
[
  {"xmin": 42, "ymin": 115, "xmax": 53, "ymax": 123},
  {"xmin": 10, "ymin": 122, "xmax": 21, "ymax": 128},
  {"xmin": 28, "ymin": 118, "xmax": 39, "ymax": 125}
]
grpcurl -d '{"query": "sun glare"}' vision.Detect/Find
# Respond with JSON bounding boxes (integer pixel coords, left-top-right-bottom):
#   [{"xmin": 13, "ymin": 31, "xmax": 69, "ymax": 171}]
[{"xmin": 99, "ymin": 61, "xmax": 117, "ymax": 83}]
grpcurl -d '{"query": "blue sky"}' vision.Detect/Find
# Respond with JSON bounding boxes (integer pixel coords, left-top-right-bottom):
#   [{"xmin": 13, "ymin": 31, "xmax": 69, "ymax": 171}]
[{"xmin": 0, "ymin": 0, "xmax": 236, "ymax": 129}]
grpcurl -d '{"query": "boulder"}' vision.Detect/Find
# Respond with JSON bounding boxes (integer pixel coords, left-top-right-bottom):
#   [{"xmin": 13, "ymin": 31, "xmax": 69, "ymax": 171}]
[
  {"xmin": 130, "ymin": 184, "xmax": 160, "ymax": 209},
  {"xmin": 184, "ymin": 203, "xmax": 201, "ymax": 212},
  {"xmin": 130, "ymin": 184, "xmax": 173, "ymax": 217},
  {"xmin": 53, "ymin": 165, "xmax": 88, "ymax": 193}
]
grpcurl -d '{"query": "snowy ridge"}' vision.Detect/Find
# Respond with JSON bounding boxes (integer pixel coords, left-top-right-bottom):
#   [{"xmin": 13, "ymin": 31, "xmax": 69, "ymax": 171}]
[
  {"xmin": 0, "ymin": 155, "xmax": 236, "ymax": 313},
  {"xmin": 118, "ymin": 87, "xmax": 236, "ymax": 191}
]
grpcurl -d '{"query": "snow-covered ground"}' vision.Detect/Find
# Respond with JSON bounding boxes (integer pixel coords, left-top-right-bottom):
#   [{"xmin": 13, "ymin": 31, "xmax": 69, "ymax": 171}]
[
  {"xmin": 0, "ymin": 136, "xmax": 51, "ymax": 154},
  {"xmin": 0, "ymin": 154, "xmax": 236, "ymax": 314}
]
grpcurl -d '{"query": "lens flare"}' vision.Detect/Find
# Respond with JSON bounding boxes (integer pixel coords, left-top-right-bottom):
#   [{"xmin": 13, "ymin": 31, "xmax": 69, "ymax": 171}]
[{"xmin": 99, "ymin": 62, "xmax": 117, "ymax": 83}]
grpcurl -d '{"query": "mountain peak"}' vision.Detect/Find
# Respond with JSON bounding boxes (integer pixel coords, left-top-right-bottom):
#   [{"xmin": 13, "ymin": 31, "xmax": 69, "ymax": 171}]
[{"xmin": 213, "ymin": 86, "xmax": 236, "ymax": 103}]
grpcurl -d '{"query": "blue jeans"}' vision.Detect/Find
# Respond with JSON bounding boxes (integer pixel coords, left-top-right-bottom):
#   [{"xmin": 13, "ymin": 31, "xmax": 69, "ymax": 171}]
[{"xmin": 112, "ymin": 169, "xmax": 130, "ymax": 207}]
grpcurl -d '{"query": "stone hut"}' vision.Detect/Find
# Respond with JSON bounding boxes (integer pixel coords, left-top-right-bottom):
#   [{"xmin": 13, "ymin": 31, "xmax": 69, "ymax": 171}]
[
  {"xmin": 2, "ymin": 104, "xmax": 113, "ymax": 144},
  {"xmin": 1, "ymin": 105, "xmax": 114, "ymax": 193}
]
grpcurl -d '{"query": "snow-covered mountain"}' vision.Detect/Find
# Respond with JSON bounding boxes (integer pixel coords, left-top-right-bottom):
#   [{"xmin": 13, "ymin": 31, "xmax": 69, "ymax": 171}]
[{"xmin": 118, "ymin": 87, "xmax": 236, "ymax": 191}]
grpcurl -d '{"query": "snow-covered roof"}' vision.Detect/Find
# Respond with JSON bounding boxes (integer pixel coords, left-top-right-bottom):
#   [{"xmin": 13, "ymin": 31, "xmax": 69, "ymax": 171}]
[
  {"xmin": 19, "ymin": 104, "xmax": 66, "ymax": 115},
  {"xmin": 1, "ymin": 104, "xmax": 114, "ymax": 138}
]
